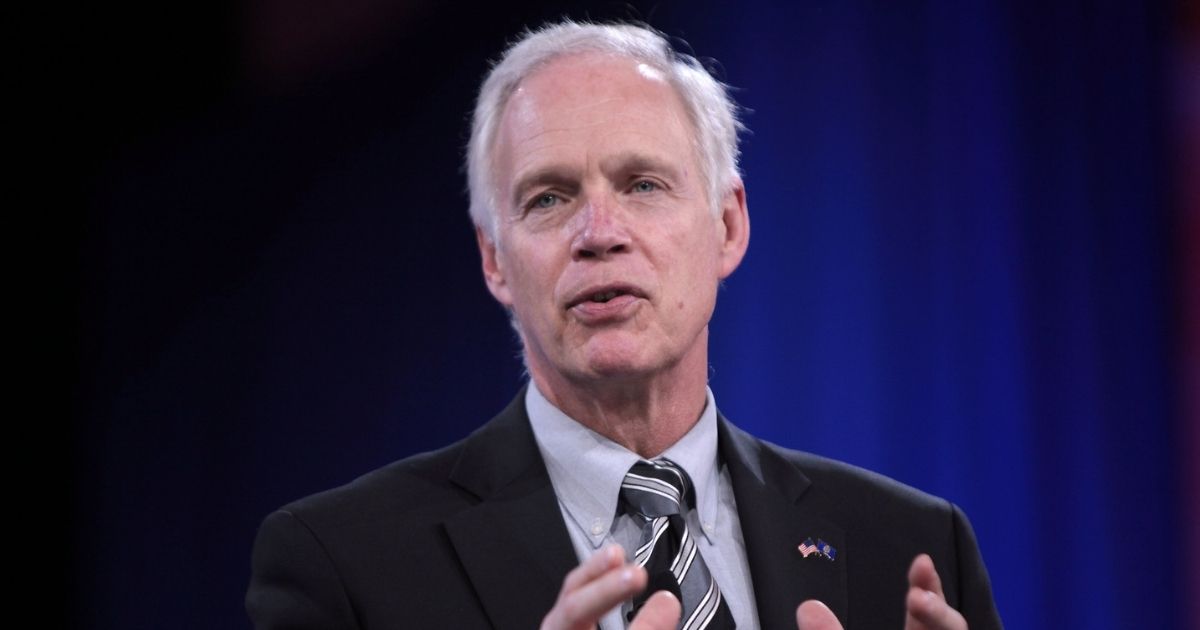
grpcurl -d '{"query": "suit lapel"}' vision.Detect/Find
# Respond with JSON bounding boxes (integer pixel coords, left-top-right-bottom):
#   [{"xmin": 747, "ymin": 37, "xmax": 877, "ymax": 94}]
[
  {"xmin": 719, "ymin": 416, "xmax": 849, "ymax": 630},
  {"xmin": 443, "ymin": 391, "xmax": 578, "ymax": 630}
]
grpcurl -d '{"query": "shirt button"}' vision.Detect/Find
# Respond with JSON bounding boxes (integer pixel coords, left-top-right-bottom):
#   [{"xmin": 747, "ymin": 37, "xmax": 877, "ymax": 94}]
[
  {"xmin": 590, "ymin": 520, "xmax": 605, "ymax": 536},
  {"xmin": 703, "ymin": 521, "xmax": 714, "ymax": 533}
]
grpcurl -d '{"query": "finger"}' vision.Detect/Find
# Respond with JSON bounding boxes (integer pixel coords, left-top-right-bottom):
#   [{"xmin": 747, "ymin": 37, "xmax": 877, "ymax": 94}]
[
  {"xmin": 904, "ymin": 555, "xmax": 965, "ymax": 630},
  {"xmin": 906, "ymin": 554, "xmax": 945, "ymax": 599},
  {"xmin": 560, "ymin": 545, "xmax": 625, "ymax": 595},
  {"xmin": 628, "ymin": 590, "xmax": 682, "ymax": 630},
  {"xmin": 543, "ymin": 562, "xmax": 647, "ymax": 630},
  {"xmin": 795, "ymin": 599, "xmax": 844, "ymax": 630},
  {"xmin": 905, "ymin": 586, "xmax": 967, "ymax": 630}
]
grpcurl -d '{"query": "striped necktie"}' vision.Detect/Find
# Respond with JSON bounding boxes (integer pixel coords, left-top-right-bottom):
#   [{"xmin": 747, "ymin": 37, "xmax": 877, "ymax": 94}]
[{"xmin": 620, "ymin": 458, "xmax": 736, "ymax": 630}]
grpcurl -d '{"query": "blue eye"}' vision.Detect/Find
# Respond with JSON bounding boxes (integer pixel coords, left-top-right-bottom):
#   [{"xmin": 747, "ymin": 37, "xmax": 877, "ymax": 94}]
[
  {"xmin": 631, "ymin": 180, "xmax": 658, "ymax": 193},
  {"xmin": 532, "ymin": 193, "xmax": 559, "ymax": 209}
]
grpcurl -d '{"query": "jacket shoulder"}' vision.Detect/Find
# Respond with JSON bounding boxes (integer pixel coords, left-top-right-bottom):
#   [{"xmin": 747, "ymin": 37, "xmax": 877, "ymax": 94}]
[
  {"xmin": 275, "ymin": 438, "xmax": 473, "ymax": 532},
  {"xmin": 269, "ymin": 389, "xmax": 535, "ymax": 534},
  {"xmin": 769, "ymin": 442, "xmax": 952, "ymax": 515},
  {"xmin": 734, "ymin": 432, "xmax": 962, "ymax": 550}
]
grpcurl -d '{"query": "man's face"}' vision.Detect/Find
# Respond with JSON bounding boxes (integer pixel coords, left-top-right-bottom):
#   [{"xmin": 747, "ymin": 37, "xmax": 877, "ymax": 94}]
[{"xmin": 478, "ymin": 53, "xmax": 748, "ymax": 387}]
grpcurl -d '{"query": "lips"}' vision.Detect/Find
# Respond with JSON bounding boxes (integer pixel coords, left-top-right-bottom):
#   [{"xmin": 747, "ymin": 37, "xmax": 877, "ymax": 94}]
[
  {"xmin": 566, "ymin": 283, "xmax": 646, "ymax": 309},
  {"xmin": 565, "ymin": 283, "xmax": 647, "ymax": 323}
]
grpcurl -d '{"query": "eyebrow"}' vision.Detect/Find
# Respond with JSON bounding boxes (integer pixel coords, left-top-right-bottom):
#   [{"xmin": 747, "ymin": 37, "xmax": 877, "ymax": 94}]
[{"xmin": 600, "ymin": 152, "xmax": 682, "ymax": 182}]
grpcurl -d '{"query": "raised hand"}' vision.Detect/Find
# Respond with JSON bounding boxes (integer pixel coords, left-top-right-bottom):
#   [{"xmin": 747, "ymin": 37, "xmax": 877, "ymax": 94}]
[
  {"xmin": 903, "ymin": 554, "xmax": 966, "ymax": 630},
  {"xmin": 540, "ymin": 545, "xmax": 681, "ymax": 630}
]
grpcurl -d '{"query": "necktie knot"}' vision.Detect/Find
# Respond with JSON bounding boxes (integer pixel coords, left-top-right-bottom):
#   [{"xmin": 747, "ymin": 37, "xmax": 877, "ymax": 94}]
[{"xmin": 620, "ymin": 458, "xmax": 695, "ymax": 519}]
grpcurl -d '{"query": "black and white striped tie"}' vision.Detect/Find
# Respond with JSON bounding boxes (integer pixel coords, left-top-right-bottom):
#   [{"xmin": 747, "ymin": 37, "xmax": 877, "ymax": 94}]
[{"xmin": 620, "ymin": 458, "xmax": 736, "ymax": 630}]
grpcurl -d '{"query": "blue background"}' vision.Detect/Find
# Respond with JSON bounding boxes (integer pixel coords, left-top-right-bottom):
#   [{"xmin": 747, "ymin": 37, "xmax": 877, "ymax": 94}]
[{"xmin": 75, "ymin": 1, "xmax": 1192, "ymax": 628}]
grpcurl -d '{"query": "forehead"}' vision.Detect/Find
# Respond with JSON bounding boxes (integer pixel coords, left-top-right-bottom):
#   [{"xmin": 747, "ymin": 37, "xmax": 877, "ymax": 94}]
[
  {"xmin": 493, "ymin": 53, "xmax": 698, "ymax": 185},
  {"xmin": 511, "ymin": 51, "xmax": 679, "ymax": 110}
]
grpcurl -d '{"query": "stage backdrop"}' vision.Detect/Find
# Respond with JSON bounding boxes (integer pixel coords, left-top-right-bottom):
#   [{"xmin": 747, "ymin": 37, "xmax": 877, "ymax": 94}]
[{"xmin": 75, "ymin": 1, "xmax": 1193, "ymax": 629}]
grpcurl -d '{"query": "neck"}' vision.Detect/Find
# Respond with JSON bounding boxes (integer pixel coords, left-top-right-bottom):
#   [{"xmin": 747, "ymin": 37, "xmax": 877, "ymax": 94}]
[{"xmin": 527, "ymin": 338, "xmax": 710, "ymax": 458}]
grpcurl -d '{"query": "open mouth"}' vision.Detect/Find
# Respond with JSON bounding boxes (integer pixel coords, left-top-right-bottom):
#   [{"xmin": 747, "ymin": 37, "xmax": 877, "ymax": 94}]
[
  {"xmin": 568, "ymin": 284, "xmax": 644, "ymax": 309},
  {"xmin": 589, "ymin": 290, "xmax": 622, "ymax": 303}
]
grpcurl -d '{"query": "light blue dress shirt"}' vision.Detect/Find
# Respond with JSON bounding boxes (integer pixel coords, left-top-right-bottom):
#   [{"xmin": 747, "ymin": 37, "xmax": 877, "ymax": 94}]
[{"xmin": 525, "ymin": 382, "xmax": 760, "ymax": 629}]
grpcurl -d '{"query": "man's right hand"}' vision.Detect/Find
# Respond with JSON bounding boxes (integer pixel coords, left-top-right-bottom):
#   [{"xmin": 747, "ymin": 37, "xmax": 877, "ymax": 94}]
[{"xmin": 540, "ymin": 545, "xmax": 682, "ymax": 630}]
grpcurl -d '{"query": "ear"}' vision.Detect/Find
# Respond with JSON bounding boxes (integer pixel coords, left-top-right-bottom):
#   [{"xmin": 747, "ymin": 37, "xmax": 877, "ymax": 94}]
[
  {"xmin": 476, "ymin": 226, "xmax": 514, "ymax": 307},
  {"xmin": 716, "ymin": 180, "xmax": 750, "ymax": 279}
]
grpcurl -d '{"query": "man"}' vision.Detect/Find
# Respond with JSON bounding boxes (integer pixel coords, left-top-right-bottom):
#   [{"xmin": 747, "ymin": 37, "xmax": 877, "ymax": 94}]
[{"xmin": 247, "ymin": 21, "xmax": 1002, "ymax": 630}]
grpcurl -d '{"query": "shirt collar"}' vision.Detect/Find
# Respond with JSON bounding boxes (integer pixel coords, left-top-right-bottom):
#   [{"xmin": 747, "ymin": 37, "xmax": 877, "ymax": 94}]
[{"xmin": 525, "ymin": 381, "xmax": 722, "ymax": 548}]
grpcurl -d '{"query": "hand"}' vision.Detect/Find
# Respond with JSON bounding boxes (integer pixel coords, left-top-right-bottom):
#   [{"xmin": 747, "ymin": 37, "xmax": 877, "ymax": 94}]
[
  {"xmin": 795, "ymin": 554, "xmax": 967, "ymax": 630},
  {"xmin": 903, "ymin": 553, "xmax": 966, "ymax": 630},
  {"xmin": 540, "ymin": 545, "xmax": 682, "ymax": 630},
  {"xmin": 795, "ymin": 600, "xmax": 842, "ymax": 630}
]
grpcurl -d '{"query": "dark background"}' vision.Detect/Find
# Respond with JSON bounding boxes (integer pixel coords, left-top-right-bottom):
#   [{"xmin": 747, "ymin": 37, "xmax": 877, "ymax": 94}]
[{"xmin": 75, "ymin": 1, "xmax": 1198, "ymax": 628}]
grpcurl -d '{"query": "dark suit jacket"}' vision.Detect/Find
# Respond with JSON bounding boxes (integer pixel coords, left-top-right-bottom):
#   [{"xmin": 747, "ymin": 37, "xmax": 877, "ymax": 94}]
[{"xmin": 247, "ymin": 392, "xmax": 1003, "ymax": 629}]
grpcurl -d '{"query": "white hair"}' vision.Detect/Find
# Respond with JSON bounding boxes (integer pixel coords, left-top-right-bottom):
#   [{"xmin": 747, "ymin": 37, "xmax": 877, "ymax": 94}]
[{"xmin": 466, "ymin": 20, "xmax": 745, "ymax": 239}]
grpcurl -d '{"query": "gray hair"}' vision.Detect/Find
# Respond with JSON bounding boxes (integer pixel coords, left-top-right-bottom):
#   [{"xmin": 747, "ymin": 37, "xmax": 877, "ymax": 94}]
[{"xmin": 466, "ymin": 20, "xmax": 745, "ymax": 239}]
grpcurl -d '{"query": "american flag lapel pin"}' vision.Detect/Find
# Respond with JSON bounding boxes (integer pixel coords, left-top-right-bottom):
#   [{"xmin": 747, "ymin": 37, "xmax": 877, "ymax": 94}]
[{"xmin": 798, "ymin": 537, "xmax": 819, "ymax": 558}]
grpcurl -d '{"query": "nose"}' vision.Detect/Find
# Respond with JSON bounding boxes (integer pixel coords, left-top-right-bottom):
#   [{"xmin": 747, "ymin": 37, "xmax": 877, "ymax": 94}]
[{"xmin": 571, "ymin": 192, "xmax": 631, "ymax": 261}]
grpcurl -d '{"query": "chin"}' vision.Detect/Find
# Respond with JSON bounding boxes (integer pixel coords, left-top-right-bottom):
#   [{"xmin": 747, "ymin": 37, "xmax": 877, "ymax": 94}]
[{"xmin": 576, "ymin": 341, "xmax": 665, "ymax": 379}]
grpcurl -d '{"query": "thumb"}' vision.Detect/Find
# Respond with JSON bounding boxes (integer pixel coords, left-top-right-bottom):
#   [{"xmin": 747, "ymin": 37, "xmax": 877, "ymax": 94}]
[
  {"xmin": 629, "ymin": 590, "xmax": 682, "ymax": 630},
  {"xmin": 796, "ymin": 600, "xmax": 843, "ymax": 630}
]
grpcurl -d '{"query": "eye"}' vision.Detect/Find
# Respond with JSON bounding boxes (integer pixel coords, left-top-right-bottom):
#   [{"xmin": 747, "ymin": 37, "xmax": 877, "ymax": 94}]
[
  {"xmin": 530, "ymin": 193, "xmax": 560, "ymax": 209},
  {"xmin": 630, "ymin": 180, "xmax": 659, "ymax": 194}
]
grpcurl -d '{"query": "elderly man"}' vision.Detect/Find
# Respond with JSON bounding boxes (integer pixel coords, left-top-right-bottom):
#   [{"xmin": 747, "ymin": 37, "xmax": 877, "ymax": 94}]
[{"xmin": 247, "ymin": 21, "xmax": 1002, "ymax": 630}]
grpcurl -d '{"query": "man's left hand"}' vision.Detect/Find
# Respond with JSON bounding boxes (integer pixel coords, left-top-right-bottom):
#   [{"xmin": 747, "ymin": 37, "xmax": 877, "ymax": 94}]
[
  {"xmin": 903, "ymin": 553, "xmax": 967, "ymax": 630},
  {"xmin": 795, "ymin": 554, "xmax": 967, "ymax": 630}
]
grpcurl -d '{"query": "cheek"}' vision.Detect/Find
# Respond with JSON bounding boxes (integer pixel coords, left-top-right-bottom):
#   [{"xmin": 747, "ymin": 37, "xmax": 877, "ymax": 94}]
[
  {"xmin": 501, "ymin": 245, "xmax": 560, "ymax": 313},
  {"xmin": 664, "ymin": 236, "xmax": 721, "ymax": 316}
]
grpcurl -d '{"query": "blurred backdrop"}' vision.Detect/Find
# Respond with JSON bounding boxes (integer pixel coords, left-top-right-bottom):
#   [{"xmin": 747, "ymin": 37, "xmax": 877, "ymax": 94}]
[{"xmin": 75, "ymin": 1, "xmax": 1198, "ymax": 628}]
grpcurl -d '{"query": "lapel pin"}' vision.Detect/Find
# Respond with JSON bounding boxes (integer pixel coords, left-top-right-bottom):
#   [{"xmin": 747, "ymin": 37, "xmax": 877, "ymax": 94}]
[
  {"xmin": 798, "ymin": 537, "xmax": 837, "ymax": 561},
  {"xmin": 817, "ymin": 538, "xmax": 837, "ymax": 561}
]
